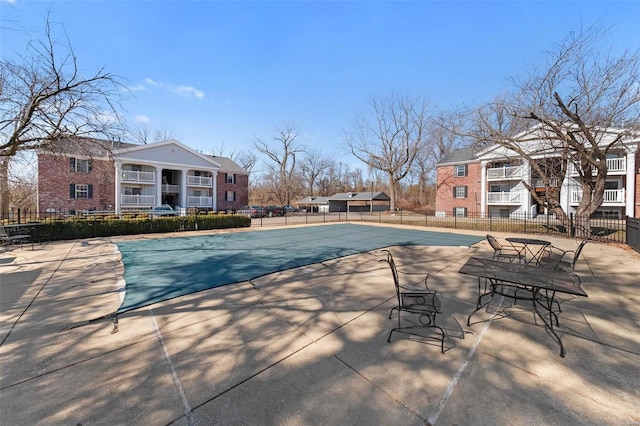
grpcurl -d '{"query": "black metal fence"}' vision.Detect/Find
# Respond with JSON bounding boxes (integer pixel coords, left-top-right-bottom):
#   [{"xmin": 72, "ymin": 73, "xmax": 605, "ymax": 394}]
[
  {"xmin": 1, "ymin": 208, "xmax": 632, "ymax": 247},
  {"xmin": 626, "ymin": 216, "xmax": 640, "ymax": 253}
]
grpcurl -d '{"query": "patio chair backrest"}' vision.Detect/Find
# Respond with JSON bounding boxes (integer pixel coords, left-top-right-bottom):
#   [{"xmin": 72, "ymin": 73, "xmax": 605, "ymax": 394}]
[
  {"xmin": 569, "ymin": 240, "xmax": 588, "ymax": 269},
  {"xmin": 380, "ymin": 250, "xmax": 401, "ymax": 297},
  {"xmin": 486, "ymin": 234, "xmax": 502, "ymax": 251},
  {"xmin": 0, "ymin": 223, "xmax": 9, "ymax": 238}
]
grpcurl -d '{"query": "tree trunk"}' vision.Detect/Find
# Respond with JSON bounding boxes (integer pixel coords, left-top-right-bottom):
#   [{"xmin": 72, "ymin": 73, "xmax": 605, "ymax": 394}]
[{"xmin": 0, "ymin": 157, "xmax": 10, "ymax": 214}]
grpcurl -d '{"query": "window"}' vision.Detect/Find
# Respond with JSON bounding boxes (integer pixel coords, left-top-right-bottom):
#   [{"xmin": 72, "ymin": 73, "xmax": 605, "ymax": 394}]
[
  {"xmin": 453, "ymin": 207, "xmax": 467, "ymax": 217},
  {"xmin": 225, "ymin": 173, "xmax": 235, "ymax": 184},
  {"xmin": 454, "ymin": 164, "xmax": 467, "ymax": 177},
  {"xmin": 604, "ymin": 181, "xmax": 620, "ymax": 190},
  {"xmin": 226, "ymin": 191, "xmax": 236, "ymax": 202},
  {"xmin": 454, "ymin": 186, "xmax": 468, "ymax": 198},
  {"xmin": 70, "ymin": 184, "xmax": 93, "ymax": 199},
  {"xmin": 70, "ymin": 158, "xmax": 92, "ymax": 173}
]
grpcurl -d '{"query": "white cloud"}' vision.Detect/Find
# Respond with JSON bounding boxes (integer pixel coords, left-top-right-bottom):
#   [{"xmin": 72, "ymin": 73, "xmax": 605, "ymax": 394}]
[
  {"xmin": 135, "ymin": 115, "xmax": 151, "ymax": 123},
  {"xmin": 128, "ymin": 84, "xmax": 146, "ymax": 92},
  {"xmin": 145, "ymin": 78, "xmax": 160, "ymax": 86},
  {"xmin": 176, "ymin": 85, "xmax": 205, "ymax": 99}
]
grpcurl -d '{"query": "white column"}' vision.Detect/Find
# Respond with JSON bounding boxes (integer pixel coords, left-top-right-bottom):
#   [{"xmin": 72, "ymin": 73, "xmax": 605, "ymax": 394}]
[
  {"xmin": 211, "ymin": 171, "xmax": 218, "ymax": 211},
  {"xmin": 522, "ymin": 159, "xmax": 531, "ymax": 216},
  {"xmin": 625, "ymin": 148, "xmax": 636, "ymax": 217},
  {"xmin": 480, "ymin": 161, "xmax": 487, "ymax": 218},
  {"xmin": 180, "ymin": 170, "xmax": 188, "ymax": 208},
  {"xmin": 114, "ymin": 161, "xmax": 122, "ymax": 213},
  {"xmin": 156, "ymin": 168, "xmax": 163, "ymax": 206}
]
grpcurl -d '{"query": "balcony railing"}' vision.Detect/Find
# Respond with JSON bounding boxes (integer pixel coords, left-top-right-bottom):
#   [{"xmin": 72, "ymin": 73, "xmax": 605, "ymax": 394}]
[
  {"xmin": 487, "ymin": 191, "xmax": 522, "ymax": 204},
  {"xmin": 162, "ymin": 184, "xmax": 180, "ymax": 193},
  {"xmin": 568, "ymin": 157, "xmax": 626, "ymax": 175},
  {"xmin": 572, "ymin": 189, "xmax": 626, "ymax": 204},
  {"xmin": 121, "ymin": 194, "xmax": 155, "ymax": 205},
  {"xmin": 187, "ymin": 176, "xmax": 213, "ymax": 187},
  {"xmin": 570, "ymin": 189, "xmax": 625, "ymax": 204},
  {"xmin": 486, "ymin": 165, "xmax": 523, "ymax": 180},
  {"xmin": 533, "ymin": 177, "xmax": 559, "ymax": 188},
  {"xmin": 121, "ymin": 170, "xmax": 155, "ymax": 183},
  {"xmin": 187, "ymin": 196, "xmax": 213, "ymax": 207}
]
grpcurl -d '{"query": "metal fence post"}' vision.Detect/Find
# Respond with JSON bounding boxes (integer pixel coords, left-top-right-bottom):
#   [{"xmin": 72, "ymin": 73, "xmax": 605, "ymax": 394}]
[{"xmin": 570, "ymin": 213, "xmax": 575, "ymax": 237}]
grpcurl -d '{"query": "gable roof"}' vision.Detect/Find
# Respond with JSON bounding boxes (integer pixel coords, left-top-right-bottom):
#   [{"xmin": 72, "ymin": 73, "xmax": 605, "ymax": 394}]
[{"xmin": 114, "ymin": 139, "xmax": 222, "ymax": 169}]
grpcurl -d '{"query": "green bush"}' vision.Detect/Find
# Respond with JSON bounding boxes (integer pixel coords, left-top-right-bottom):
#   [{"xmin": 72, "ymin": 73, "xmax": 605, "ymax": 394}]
[{"xmin": 30, "ymin": 214, "xmax": 251, "ymax": 242}]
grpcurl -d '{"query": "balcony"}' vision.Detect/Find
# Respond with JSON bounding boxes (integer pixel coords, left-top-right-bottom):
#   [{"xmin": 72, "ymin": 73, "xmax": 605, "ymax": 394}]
[
  {"xmin": 187, "ymin": 196, "xmax": 213, "ymax": 207},
  {"xmin": 121, "ymin": 194, "xmax": 155, "ymax": 205},
  {"xmin": 487, "ymin": 191, "xmax": 522, "ymax": 204},
  {"xmin": 187, "ymin": 176, "xmax": 213, "ymax": 187},
  {"xmin": 532, "ymin": 177, "xmax": 559, "ymax": 188},
  {"xmin": 570, "ymin": 189, "xmax": 625, "ymax": 205},
  {"xmin": 122, "ymin": 170, "xmax": 155, "ymax": 183},
  {"xmin": 568, "ymin": 157, "xmax": 626, "ymax": 175},
  {"xmin": 486, "ymin": 165, "xmax": 523, "ymax": 181},
  {"xmin": 162, "ymin": 184, "xmax": 180, "ymax": 193}
]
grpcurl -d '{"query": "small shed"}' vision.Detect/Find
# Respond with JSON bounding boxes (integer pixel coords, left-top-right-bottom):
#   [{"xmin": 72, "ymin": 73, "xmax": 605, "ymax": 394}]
[{"xmin": 297, "ymin": 192, "xmax": 391, "ymax": 213}]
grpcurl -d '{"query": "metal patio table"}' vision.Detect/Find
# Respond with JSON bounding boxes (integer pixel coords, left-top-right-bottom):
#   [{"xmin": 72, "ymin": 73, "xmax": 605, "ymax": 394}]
[
  {"xmin": 458, "ymin": 257, "xmax": 587, "ymax": 357},
  {"xmin": 506, "ymin": 237, "xmax": 551, "ymax": 265}
]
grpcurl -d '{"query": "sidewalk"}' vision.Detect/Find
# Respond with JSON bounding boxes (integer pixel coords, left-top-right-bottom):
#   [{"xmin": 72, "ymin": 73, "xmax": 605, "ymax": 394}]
[{"xmin": 1, "ymin": 226, "xmax": 639, "ymax": 425}]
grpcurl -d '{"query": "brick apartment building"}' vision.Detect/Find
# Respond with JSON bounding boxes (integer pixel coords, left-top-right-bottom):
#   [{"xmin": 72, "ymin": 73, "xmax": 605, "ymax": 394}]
[
  {"xmin": 436, "ymin": 126, "xmax": 640, "ymax": 219},
  {"xmin": 37, "ymin": 138, "xmax": 249, "ymax": 215}
]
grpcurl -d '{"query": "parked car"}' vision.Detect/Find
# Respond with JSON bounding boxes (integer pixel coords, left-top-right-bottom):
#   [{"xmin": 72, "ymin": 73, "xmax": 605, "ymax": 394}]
[
  {"xmin": 263, "ymin": 205, "xmax": 286, "ymax": 217},
  {"xmin": 283, "ymin": 205, "xmax": 299, "ymax": 213},
  {"xmin": 237, "ymin": 205, "xmax": 265, "ymax": 218},
  {"xmin": 150, "ymin": 205, "xmax": 178, "ymax": 217}
]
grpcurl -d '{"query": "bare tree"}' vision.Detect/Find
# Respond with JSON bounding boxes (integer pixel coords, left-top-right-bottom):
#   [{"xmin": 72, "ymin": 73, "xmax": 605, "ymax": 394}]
[
  {"xmin": 299, "ymin": 149, "xmax": 332, "ymax": 196},
  {"xmin": 468, "ymin": 26, "xmax": 640, "ymax": 225},
  {"xmin": 0, "ymin": 16, "xmax": 125, "ymax": 212},
  {"xmin": 128, "ymin": 122, "xmax": 176, "ymax": 145},
  {"xmin": 253, "ymin": 122, "xmax": 305, "ymax": 205},
  {"xmin": 344, "ymin": 92, "xmax": 430, "ymax": 211}
]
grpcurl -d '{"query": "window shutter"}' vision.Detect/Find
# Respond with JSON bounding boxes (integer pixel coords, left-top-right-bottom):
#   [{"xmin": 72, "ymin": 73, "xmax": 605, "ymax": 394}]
[
  {"xmin": 463, "ymin": 208, "xmax": 468, "ymax": 217},
  {"xmin": 464, "ymin": 186, "xmax": 468, "ymax": 198},
  {"xmin": 70, "ymin": 184, "xmax": 76, "ymax": 199},
  {"xmin": 233, "ymin": 174, "xmax": 236, "ymax": 183},
  {"xmin": 233, "ymin": 191, "xmax": 236, "ymax": 201},
  {"xmin": 452, "ymin": 187, "xmax": 456, "ymax": 198},
  {"xmin": 88, "ymin": 184, "xmax": 93, "ymax": 199},
  {"xmin": 70, "ymin": 158, "xmax": 76, "ymax": 172},
  {"xmin": 88, "ymin": 161, "xmax": 93, "ymax": 173},
  {"xmin": 464, "ymin": 165, "xmax": 468, "ymax": 176}
]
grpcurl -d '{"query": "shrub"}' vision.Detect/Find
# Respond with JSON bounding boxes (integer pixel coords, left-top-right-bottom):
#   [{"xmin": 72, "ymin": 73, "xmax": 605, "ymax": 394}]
[{"xmin": 30, "ymin": 214, "xmax": 251, "ymax": 242}]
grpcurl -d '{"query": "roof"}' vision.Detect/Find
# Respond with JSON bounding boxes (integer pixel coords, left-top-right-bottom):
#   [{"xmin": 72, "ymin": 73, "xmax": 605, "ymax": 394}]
[
  {"xmin": 37, "ymin": 137, "xmax": 138, "ymax": 158},
  {"xmin": 437, "ymin": 145, "xmax": 483, "ymax": 166},
  {"xmin": 297, "ymin": 192, "xmax": 390, "ymax": 204},
  {"xmin": 209, "ymin": 156, "xmax": 248, "ymax": 174}
]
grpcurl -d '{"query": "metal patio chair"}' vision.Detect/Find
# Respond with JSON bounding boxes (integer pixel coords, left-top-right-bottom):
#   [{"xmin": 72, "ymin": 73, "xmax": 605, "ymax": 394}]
[
  {"xmin": 539, "ymin": 240, "xmax": 588, "ymax": 271},
  {"xmin": 486, "ymin": 234, "xmax": 526, "ymax": 263},
  {"xmin": 0, "ymin": 223, "xmax": 31, "ymax": 248},
  {"xmin": 380, "ymin": 250, "xmax": 445, "ymax": 353}
]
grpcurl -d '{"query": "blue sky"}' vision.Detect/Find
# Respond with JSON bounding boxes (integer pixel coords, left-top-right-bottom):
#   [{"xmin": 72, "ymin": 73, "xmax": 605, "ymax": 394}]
[{"xmin": 2, "ymin": 1, "xmax": 639, "ymax": 172}]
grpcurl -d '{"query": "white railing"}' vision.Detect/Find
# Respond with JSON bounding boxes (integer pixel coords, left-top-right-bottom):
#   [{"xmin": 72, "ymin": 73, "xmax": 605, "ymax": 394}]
[
  {"xmin": 122, "ymin": 170, "xmax": 155, "ymax": 183},
  {"xmin": 162, "ymin": 184, "xmax": 180, "ymax": 193},
  {"xmin": 486, "ymin": 166, "xmax": 523, "ymax": 180},
  {"xmin": 487, "ymin": 191, "xmax": 522, "ymax": 204},
  {"xmin": 570, "ymin": 189, "xmax": 625, "ymax": 204},
  {"xmin": 568, "ymin": 157, "xmax": 626, "ymax": 175},
  {"xmin": 121, "ymin": 194, "xmax": 155, "ymax": 205},
  {"xmin": 532, "ymin": 177, "xmax": 559, "ymax": 188},
  {"xmin": 187, "ymin": 196, "xmax": 213, "ymax": 207},
  {"xmin": 187, "ymin": 176, "xmax": 213, "ymax": 187}
]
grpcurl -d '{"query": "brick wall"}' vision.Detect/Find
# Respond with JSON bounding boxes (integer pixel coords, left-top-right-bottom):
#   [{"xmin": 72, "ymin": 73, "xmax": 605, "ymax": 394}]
[
  {"xmin": 215, "ymin": 172, "xmax": 249, "ymax": 212},
  {"xmin": 435, "ymin": 162, "xmax": 482, "ymax": 216},
  {"xmin": 38, "ymin": 153, "xmax": 115, "ymax": 214}
]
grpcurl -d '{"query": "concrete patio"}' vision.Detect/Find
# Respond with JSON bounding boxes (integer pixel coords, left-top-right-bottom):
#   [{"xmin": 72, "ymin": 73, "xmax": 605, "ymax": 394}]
[{"xmin": 1, "ymin": 224, "xmax": 639, "ymax": 425}]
